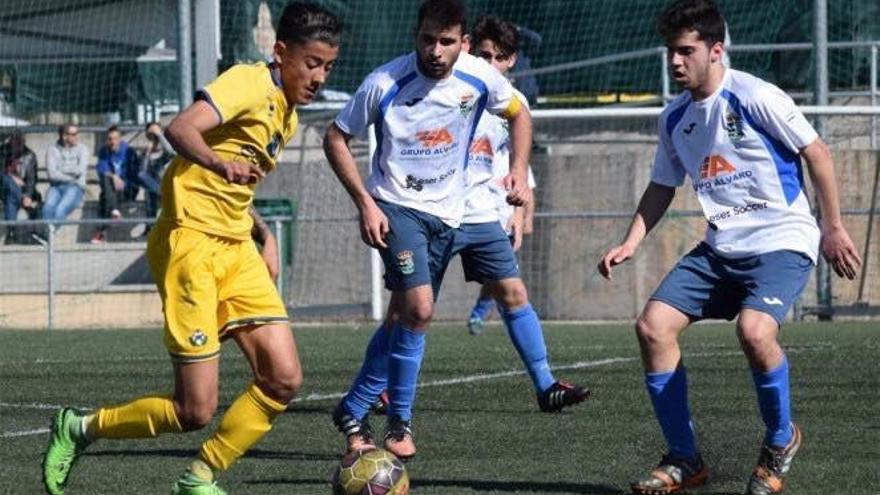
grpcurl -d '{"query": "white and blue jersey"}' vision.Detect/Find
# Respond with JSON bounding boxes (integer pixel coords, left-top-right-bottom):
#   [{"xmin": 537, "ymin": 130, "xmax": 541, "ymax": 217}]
[
  {"xmin": 652, "ymin": 69, "xmax": 820, "ymax": 262},
  {"xmin": 335, "ymin": 52, "xmax": 520, "ymax": 227},
  {"xmin": 463, "ymin": 88, "xmax": 536, "ymax": 231}
]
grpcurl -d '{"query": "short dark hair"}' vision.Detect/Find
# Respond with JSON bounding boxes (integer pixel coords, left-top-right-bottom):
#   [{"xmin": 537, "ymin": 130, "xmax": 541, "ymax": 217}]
[
  {"xmin": 471, "ymin": 15, "xmax": 519, "ymax": 57},
  {"xmin": 416, "ymin": 0, "xmax": 466, "ymax": 34},
  {"xmin": 107, "ymin": 124, "xmax": 120, "ymax": 135},
  {"xmin": 276, "ymin": 2, "xmax": 341, "ymax": 46},
  {"xmin": 657, "ymin": 0, "xmax": 725, "ymax": 46}
]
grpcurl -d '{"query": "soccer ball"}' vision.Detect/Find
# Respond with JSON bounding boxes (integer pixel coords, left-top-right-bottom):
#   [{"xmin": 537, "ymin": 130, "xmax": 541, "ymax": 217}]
[{"xmin": 332, "ymin": 447, "xmax": 409, "ymax": 495}]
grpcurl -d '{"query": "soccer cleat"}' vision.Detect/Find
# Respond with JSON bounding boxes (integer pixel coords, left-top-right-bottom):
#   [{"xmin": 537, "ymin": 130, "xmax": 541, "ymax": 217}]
[
  {"xmin": 467, "ymin": 317, "xmax": 485, "ymax": 336},
  {"xmin": 745, "ymin": 423, "xmax": 803, "ymax": 495},
  {"xmin": 630, "ymin": 453, "xmax": 709, "ymax": 494},
  {"xmin": 171, "ymin": 471, "xmax": 228, "ymax": 495},
  {"xmin": 42, "ymin": 408, "xmax": 89, "ymax": 495},
  {"xmin": 332, "ymin": 402, "xmax": 375, "ymax": 453},
  {"xmin": 369, "ymin": 390, "xmax": 390, "ymax": 416},
  {"xmin": 537, "ymin": 380, "xmax": 591, "ymax": 412},
  {"xmin": 383, "ymin": 415, "xmax": 416, "ymax": 462}
]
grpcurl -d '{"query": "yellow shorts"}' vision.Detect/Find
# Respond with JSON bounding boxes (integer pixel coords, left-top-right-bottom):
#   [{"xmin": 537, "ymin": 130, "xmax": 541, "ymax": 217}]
[{"xmin": 146, "ymin": 224, "xmax": 288, "ymax": 362}]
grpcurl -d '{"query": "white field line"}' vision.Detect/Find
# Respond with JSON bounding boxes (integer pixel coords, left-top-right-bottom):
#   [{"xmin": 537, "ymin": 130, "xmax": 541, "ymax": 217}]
[
  {"xmin": 0, "ymin": 345, "xmax": 829, "ymax": 439},
  {"xmin": 0, "ymin": 356, "xmax": 167, "ymax": 366},
  {"xmin": 0, "ymin": 401, "xmax": 89, "ymax": 410},
  {"xmin": 2, "ymin": 427, "xmax": 50, "ymax": 438}
]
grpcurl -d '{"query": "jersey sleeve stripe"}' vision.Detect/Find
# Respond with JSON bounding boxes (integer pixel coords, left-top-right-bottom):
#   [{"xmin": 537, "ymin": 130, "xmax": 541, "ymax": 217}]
[
  {"xmin": 194, "ymin": 89, "xmax": 224, "ymax": 125},
  {"xmin": 720, "ymin": 89, "xmax": 804, "ymax": 206},
  {"xmin": 453, "ymin": 70, "xmax": 489, "ymax": 170},
  {"xmin": 373, "ymin": 71, "xmax": 418, "ymax": 177}
]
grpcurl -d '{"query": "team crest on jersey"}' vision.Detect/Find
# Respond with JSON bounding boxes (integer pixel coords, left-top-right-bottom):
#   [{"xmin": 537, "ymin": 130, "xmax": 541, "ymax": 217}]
[
  {"xmin": 459, "ymin": 91, "xmax": 475, "ymax": 116},
  {"xmin": 190, "ymin": 330, "xmax": 208, "ymax": 347},
  {"xmin": 724, "ymin": 109, "xmax": 745, "ymax": 144},
  {"xmin": 397, "ymin": 250, "xmax": 415, "ymax": 275},
  {"xmin": 266, "ymin": 131, "xmax": 282, "ymax": 159}
]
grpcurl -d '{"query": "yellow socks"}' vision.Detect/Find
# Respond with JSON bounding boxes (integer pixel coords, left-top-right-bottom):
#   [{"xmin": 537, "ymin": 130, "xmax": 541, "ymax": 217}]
[
  {"xmin": 199, "ymin": 383, "xmax": 287, "ymax": 471},
  {"xmin": 89, "ymin": 394, "xmax": 183, "ymax": 440},
  {"xmin": 81, "ymin": 384, "xmax": 287, "ymax": 476}
]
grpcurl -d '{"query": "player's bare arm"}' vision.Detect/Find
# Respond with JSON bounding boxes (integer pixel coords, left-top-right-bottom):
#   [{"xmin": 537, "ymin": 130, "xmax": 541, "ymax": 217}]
[
  {"xmin": 250, "ymin": 206, "xmax": 279, "ymax": 281},
  {"xmin": 165, "ymin": 101, "xmax": 265, "ymax": 185},
  {"xmin": 503, "ymin": 106, "xmax": 533, "ymax": 207},
  {"xmin": 323, "ymin": 123, "xmax": 389, "ymax": 248},
  {"xmin": 801, "ymin": 138, "xmax": 862, "ymax": 279},
  {"xmin": 523, "ymin": 193, "xmax": 536, "ymax": 235},
  {"xmin": 599, "ymin": 182, "xmax": 676, "ymax": 280}
]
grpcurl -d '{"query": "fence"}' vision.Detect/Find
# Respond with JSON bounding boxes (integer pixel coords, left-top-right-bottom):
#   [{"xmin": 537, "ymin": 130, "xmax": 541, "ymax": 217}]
[{"xmin": 3, "ymin": 106, "xmax": 878, "ymax": 329}]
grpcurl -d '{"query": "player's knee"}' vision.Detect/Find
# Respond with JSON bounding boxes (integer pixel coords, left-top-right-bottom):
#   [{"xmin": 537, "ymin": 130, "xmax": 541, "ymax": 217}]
[
  {"xmin": 401, "ymin": 301, "xmax": 433, "ymax": 328},
  {"xmin": 260, "ymin": 366, "xmax": 303, "ymax": 402},
  {"xmin": 736, "ymin": 324, "xmax": 773, "ymax": 353},
  {"xmin": 736, "ymin": 312, "xmax": 778, "ymax": 352},
  {"xmin": 493, "ymin": 279, "xmax": 529, "ymax": 310},
  {"xmin": 635, "ymin": 315, "xmax": 672, "ymax": 348},
  {"xmin": 176, "ymin": 400, "xmax": 217, "ymax": 431}
]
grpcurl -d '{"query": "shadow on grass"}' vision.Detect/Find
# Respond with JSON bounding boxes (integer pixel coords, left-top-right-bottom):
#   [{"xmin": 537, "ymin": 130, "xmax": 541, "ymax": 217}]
[
  {"xmin": 411, "ymin": 478, "xmax": 621, "ymax": 494},
  {"xmin": 284, "ymin": 404, "xmax": 334, "ymax": 415},
  {"xmin": 247, "ymin": 476, "xmax": 621, "ymax": 494},
  {"xmin": 87, "ymin": 447, "xmax": 339, "ymax": 462}
]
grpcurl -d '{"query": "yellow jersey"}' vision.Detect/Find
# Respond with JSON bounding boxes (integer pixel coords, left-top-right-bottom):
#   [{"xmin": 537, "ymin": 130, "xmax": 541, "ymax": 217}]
[{"xmin": 158, "ymin": 62, "xmax": 298, "ymax": 240}]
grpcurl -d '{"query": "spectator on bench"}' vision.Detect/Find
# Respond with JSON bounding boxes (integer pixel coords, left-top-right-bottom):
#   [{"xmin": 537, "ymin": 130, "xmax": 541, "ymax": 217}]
[
  {"xmin": 137, "ymin": 121, "xmax": 175, "ymax": 219},
  {"xmin": 92, "ymin": 125, "xmax": 139, "ymax": 243},
  {"xmin": 1, "ymin": 132, "xmax": 41, "ymax": 243},
  {"xmin": 40, "ymin": 124, "xmax": 88, "ymax": 242}
]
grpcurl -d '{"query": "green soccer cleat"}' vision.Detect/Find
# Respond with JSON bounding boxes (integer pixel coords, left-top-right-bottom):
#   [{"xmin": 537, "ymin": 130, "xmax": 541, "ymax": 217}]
[
  {"xmin": 171, "ymin": 471, "xmax": 228, "ymax": 495},
  {"xmin": 42, "ymin": 408, "xmax": 89, "ymax": 495}
]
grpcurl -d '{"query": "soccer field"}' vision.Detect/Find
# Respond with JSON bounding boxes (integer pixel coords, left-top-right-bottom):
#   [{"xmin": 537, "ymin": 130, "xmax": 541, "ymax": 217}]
[{"xmin": 1, "ymin": 322, "xmax": 877, "ymax": 494}]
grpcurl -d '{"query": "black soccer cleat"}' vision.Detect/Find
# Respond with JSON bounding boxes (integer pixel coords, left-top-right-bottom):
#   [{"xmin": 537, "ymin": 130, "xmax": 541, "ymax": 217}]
[
  {"xmin": 537, "ymin": 380, "xmax": 591, "ymax": 412},
  {"xmin": 332, "ymin": 402, "xmax": 375, "ymax": 453}
]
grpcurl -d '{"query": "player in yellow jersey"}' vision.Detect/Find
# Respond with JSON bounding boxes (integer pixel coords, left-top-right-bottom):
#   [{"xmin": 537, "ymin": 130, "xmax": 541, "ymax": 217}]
[{"xmin": 41, "ymin": 3, "xmax": 340, "ymax": 495}]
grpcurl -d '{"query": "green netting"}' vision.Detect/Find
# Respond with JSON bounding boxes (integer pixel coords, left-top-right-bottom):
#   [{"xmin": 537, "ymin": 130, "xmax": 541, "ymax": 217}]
[
  {"xmin": 0, "ymin": 0, "xmax": 877, "ymax": 121},
  {"xmin": 217, "ymin": 0, "xmax": 879, "ymax": 102}
]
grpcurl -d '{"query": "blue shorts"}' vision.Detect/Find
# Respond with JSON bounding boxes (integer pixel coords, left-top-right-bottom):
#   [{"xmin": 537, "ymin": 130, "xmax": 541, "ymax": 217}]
[
  {"xmin": 650, "ymin": 243, "xmax": 814, "ymax": 325},
  {"xmin": 442, "ymin": 221, "xmax": 520, "ymax": 286},
  {"xmin": 376, "ymin": 200, "xmax": 455, "ymax": 296}
]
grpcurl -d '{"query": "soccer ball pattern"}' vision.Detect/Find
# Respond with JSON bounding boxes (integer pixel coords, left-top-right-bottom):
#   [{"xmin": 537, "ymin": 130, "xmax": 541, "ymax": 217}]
[{"xmin": 333, "ymin": 447, "xmax": 409, "ymax": 495}]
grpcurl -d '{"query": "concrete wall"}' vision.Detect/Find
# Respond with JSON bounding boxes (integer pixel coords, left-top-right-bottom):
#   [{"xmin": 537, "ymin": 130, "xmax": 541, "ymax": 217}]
[{"xmin": 1, "ymin": 120, "xmax": 878, "ymax": 327}]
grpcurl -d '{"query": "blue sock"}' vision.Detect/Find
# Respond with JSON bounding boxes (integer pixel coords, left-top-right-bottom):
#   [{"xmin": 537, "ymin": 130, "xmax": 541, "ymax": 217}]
[
  {"xmin": 751, "ymin": 355, "xmax": 793, "ymax": 448},
  {"xmin": 501, "ymin": 304, "xmax": 555, "ymax": 393},
  {"xmin": 469, "ymin": 296, "xmax": 494, "ymax": 321},
  {"xmin": 341, "ymin": 324, "xmax": 391, "ymax": 420},
  {"xmin": 387, "ymin": 323, "xmax": 426, "ymax": 422},
  {"xmin": 645, "ymin": 365, "xmax": 698, "ymax": 459}
]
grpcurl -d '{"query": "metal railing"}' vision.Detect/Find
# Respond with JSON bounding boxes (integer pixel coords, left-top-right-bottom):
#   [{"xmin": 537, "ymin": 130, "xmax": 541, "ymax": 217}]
[{"xmin": 0, "ymin": 215, "xmax": 293, "ymax": 330}]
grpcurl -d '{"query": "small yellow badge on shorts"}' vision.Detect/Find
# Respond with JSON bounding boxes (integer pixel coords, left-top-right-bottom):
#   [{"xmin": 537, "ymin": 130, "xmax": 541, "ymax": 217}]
[{"xmin": 190, "ymin": 330, "xmax": 208, "ymax": 347}]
